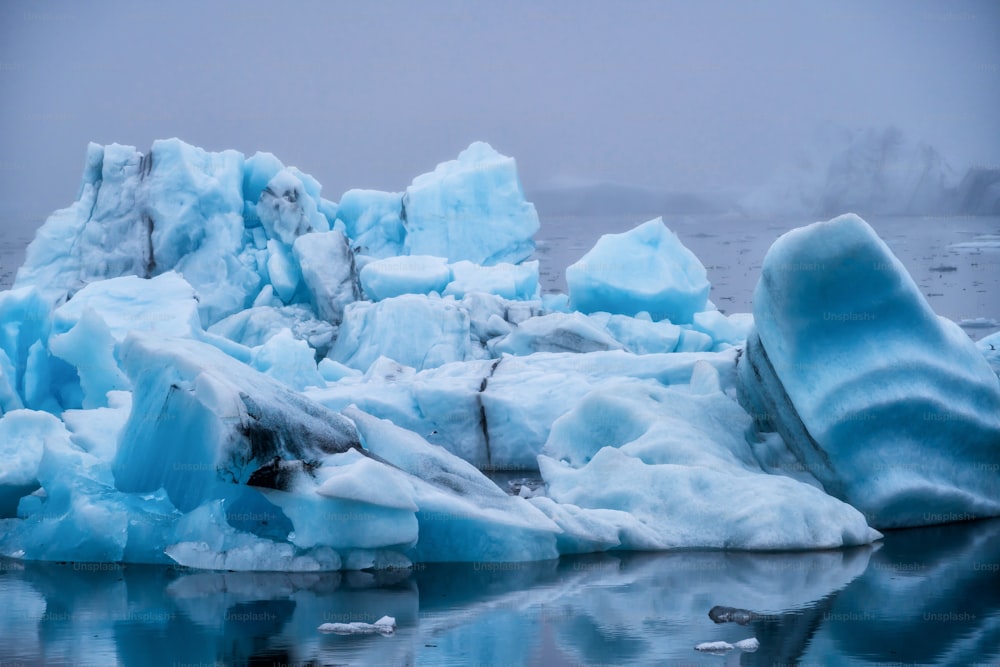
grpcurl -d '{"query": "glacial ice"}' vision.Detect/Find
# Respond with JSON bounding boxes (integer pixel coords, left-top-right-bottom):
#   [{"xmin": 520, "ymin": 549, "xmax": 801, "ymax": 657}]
[
  {"xmin": 328, "ymin": 295, "xmax": 481, "ymax": 372},
  {"xmin": 443, "ymin": 259, "xmax": 540, "ymax": 301},
  {"xmin": 694, "ymin": 638, "xmax": 759, "ymax": 653},
  {"xmin": 0, "ymin": 410, "xmax": 52, "ymax": 516},
  {"xmin": 318, "ymin": 615, "xmax": 396, "ymax": 635},
  {"xmin": 336, "ymin": 189, "xmax": 406, "ymax": 258},
  {"xmin": 739, "ymin": 214, "xmax": 1000, "ymax": 529},
  {"xmin": 1, "ymin": 137, "xmax": 997, "ymax": 571},
  {"xmin": 402, "ymin": 141, "xmax": 540, "ymax": 265},
  {"xmin": 566, "ymin": 217, "xmax": 710, "ymax": 323},
  {"xmin": 359, "ymin": 255, "xmax": 452, "ymax": 301},
  {"xmin": 291, "ymin": 230, "xmax": 359, "ymax": 326},
  {"xmin": 256, "ymin": 168, "xmax": 331, "ymax": 245},
  {"xmin": 538, "ymin": 379, "xmax": 880, "ymax": 550}
]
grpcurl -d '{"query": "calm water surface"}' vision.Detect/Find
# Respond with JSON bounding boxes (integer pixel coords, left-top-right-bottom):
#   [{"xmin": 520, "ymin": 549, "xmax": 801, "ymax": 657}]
[
  {"xmin": 1, "ymin": 519, "xmax": 998, "ymax": 666},
  {"xmin": 533, "ymin": 213, "xmax": 1000, "ymax": 340},
  {"xmin": 2, "ymin": 213, "xmax": 997, "ymax": 666}
]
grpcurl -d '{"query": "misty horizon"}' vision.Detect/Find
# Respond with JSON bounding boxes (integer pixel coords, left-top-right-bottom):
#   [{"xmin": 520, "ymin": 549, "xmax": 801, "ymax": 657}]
[{"xmin": 2, "ymin": 0, "xmax": 999, "ymax": 234}]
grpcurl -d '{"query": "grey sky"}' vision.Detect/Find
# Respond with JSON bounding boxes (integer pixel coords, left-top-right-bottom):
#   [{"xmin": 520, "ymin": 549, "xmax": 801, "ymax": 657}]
[{"xmin": 1, "ymin": 0, "xmax": 998, "ymax": 234}]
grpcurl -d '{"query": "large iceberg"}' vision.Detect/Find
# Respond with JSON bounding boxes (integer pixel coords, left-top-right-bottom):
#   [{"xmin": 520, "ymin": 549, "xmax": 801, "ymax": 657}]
[
  {"xmin": 1, "ymin": 137, "xmax": 996, "ymax": 571},
  {"xmin": 738, "ymin": 214, "xmax": 1000, "ymax": 528}
]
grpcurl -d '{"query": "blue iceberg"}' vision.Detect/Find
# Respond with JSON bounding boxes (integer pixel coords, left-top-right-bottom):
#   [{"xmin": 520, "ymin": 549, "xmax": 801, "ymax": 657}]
[
  {"xmin": 566, "ymin": 217, "xmax": 711, "ymax": 323},
  {"xmin": 1, "ymin": 138, "xmax": 997, "ymax": 570},
  {"xmin": 738, "ymin": 214, "xmax": 1000, "ymax": 528}
]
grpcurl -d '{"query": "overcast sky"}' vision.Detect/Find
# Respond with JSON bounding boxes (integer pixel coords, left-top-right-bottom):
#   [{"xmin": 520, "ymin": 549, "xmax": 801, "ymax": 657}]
[{"xmin": 1, "ymin": 0, "xmax": 998, "ymax": 235}]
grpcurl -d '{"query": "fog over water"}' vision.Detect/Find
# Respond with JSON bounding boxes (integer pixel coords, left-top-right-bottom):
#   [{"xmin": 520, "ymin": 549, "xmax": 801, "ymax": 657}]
[{"xmin": 1, "ymin": 0, "xmax": 998, "ymax": 235}]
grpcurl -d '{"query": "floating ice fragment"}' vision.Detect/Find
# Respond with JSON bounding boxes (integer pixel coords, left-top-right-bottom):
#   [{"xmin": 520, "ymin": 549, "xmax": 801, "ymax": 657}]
[
  {"xmin": 694, "ymin": 637, "xmax": 758, "ymax": 653},
  {"xmin": 318, "ymin": 615, "xmax": 396, "ymax": 635}
]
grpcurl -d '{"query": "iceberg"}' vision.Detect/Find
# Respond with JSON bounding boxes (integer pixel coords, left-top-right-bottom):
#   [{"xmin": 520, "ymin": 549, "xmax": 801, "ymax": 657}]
[
  {"xmin": 2, "ymin": 136, "xmax": 995, "ymax": 571},
  {"xmin": 402, "ymin": 141, "xmax": 540, "ymax": 265},
  {"xmin": 738, "ymin": 214, "xmax": 1000, "ymax": 529},
  {"xmin": 566, "ymin": 217, "xmax": 710, "ymax": 324},
  {"xmin": 14, "ymin": 140, "xmax": 263, "ymax": 327}
]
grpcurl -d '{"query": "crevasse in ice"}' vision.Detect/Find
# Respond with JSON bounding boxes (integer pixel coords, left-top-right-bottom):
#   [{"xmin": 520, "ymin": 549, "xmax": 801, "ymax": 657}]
[{"xmin": 1, "ymin": 139, "xmax": 996, "ymax": 570}]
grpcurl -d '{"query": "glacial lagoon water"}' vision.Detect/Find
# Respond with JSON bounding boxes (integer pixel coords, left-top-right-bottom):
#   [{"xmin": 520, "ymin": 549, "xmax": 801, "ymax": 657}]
[
  {"xmin": 534, "ymin": 213, "xmax": 1000, "ymax": 340},
  {"xmin": 1, "ymin": 518, "xmax": 998, "ymax": 666},
  {"xmin": 1, "ymin": 213, "xmax": 998, "ymax": 665}
]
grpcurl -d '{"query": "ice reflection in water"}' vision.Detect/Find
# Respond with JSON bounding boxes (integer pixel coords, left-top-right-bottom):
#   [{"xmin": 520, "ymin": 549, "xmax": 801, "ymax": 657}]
[{"xmin": 1, "ymin": 519, "xmax": 997, "ymax": 665}]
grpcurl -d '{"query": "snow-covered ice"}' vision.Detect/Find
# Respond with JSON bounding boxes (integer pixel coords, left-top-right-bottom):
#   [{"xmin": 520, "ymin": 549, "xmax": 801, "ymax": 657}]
[{"xmin": 1, "ymin": 138, "xmax": 997, "ymax": 570}]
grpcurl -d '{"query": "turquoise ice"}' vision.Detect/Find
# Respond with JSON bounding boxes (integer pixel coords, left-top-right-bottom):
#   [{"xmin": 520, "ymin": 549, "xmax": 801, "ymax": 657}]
[{"xmin": 1, "ymin": 139, "xmax": 996, "ymax": 570}]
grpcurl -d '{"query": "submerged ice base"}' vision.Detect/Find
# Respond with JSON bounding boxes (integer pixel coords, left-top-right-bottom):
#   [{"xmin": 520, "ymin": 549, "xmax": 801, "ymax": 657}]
[{"xmin": 1, "ymin": 137, "xmax": 997, "ymax": 571}]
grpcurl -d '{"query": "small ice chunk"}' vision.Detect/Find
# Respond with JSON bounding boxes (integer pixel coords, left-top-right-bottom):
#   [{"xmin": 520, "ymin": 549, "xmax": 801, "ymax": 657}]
[
  {"xmin": 0, "ymin": 410, "xmax": 57, "ymax": 516},
  {"xmin": 490, "ymin": 312, "xmax": 625, "ymax": 356},
  {"xmin": 694, "ymin": 638, "xmax": 758, "ymax": 652},
  {"xmin": 695, "ymin": 641, "xmax": 734, "ymax": 652},
  {"xmin": 318, "ymin": 615, "xmax": 396, "ymax": 635},
  {"xmin": 359, "ymin": 255, "xmax": 451, "ymax": 301},
  {"xmin": 691, "ymin": 309, "xmax": 745, "ymax": 346},
  {"xmin": 443, "ymin": 260, "xmax": 539, "ymax": 300},
  {"xmin": 250, "ymin": 328, "xmax": 325, "ymax": 390},
  {"xmin": 265, "ymin": 239, "xmax": 301, "ymax": 303},
  {"xmin": 257, "ymin": 168, "xmax": 329, "ymax": 245},
  {"xmin": 293, "ymin": 230, "xmax": 360, "ymax": 326},
  {"xmin": 708, "ymin": 605, "xmax": 758, "ymax": 625},
  {"xmin": 329, "ymin": 295, "xmax": 476, "ymax": 372},
  {"xmin": 336, "ymin": 189, "xmax": 405, "ymax": 258},
  {"xmin": 688, "ymin": 360, "xmax": 721, "ymax": 395}
]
